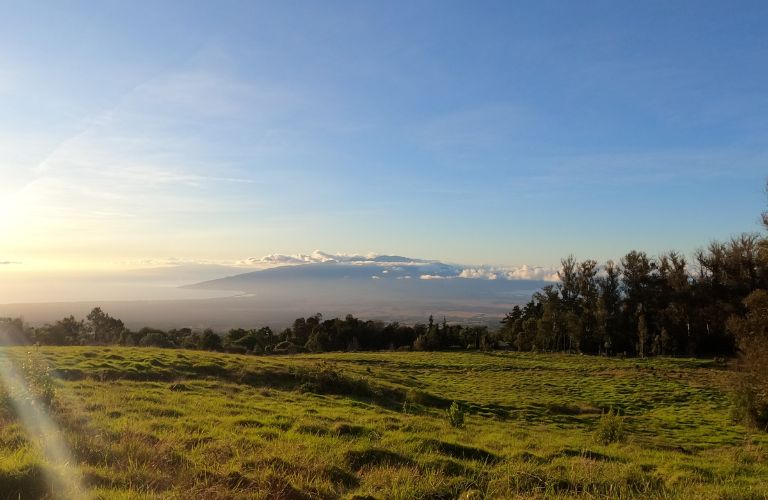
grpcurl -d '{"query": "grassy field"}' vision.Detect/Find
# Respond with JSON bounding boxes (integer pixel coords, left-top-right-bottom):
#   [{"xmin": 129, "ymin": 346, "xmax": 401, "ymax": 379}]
[{"xmin": 0, "ymin": 347, "xmax": 766, "ymax": 499}]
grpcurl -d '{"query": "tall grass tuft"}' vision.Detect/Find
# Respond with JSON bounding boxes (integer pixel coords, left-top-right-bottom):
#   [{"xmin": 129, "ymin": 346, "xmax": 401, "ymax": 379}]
[
  {"xmin": 19, "ymin": 350, "xmax": 57, "ymax": 407},
  {"xmin": 595, "ymin": 408, "xmax": 625, "ymax": 444},
  {"xmin": 446, "ymin": 401, "xmax": 465, "ymax": 428}
]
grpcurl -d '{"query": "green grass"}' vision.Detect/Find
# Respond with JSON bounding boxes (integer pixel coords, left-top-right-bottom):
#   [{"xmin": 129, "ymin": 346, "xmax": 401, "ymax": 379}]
[{"xmin": 0, "ymin": 347, "xmax": 766, "ymax": 499}]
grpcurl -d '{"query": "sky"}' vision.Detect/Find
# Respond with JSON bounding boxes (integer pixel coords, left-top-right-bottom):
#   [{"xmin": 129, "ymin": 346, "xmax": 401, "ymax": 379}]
[{"xmin": 1, "ymin": 0, "xmax": 767, "ymax": 273}]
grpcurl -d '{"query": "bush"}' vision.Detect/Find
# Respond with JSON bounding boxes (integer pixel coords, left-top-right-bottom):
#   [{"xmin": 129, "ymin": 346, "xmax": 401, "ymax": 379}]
[
  {"xmin": 595, "ymin": 408, "xmax": 625, "ymax": 444},
  {"xmin": 446, "ymin": 401, "xmax": 465, "ymax": 428},
  {"xmin": 731, "ymin": 376, "xmax": 768, "ymax": 429},
  {"xmin": 297, "ymin": 361, "xmax": 342, "ymax": 392},
  {"xmin": 728, "ymin": 290, "xmax": 768, "ymax": 431}
]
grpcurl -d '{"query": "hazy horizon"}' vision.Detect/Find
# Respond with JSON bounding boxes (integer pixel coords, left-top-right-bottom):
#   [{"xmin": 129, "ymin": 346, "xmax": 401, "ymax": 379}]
[{"xmin": 0, "ymin": 251, "xmax": 552, "ymax": 328}]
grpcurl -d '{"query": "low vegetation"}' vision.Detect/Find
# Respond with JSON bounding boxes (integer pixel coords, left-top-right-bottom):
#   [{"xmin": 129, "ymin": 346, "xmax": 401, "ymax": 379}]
[
  {"xmin": 594, "ymin": 409, "xmax": 626, "ymax": 445},
  {"xmin": 0, "ymin": 347, "xmax": 766, "ymax": 499}
]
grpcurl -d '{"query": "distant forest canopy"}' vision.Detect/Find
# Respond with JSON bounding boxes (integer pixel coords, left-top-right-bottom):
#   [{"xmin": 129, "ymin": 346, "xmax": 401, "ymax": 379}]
[
  {"xmin": 1, "ymin": 185, "xmax": 766, "ymax": 358},
  {"xmin": 503, "ymin": 235, "xmax": 765, "ymax": 357},
  {"xmin": 0, "ymin": 309, "xmax": 493, "ymax": 354}
]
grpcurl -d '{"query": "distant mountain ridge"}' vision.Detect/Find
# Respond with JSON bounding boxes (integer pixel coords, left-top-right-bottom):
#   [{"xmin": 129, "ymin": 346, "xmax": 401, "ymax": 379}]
[
  {"xmin": 0, "ymin": 254, "xmax": 554, "ymax": 329},
  {"xmin": 184, "ymin": 259, "xmax": 548, "ymax": 311}
]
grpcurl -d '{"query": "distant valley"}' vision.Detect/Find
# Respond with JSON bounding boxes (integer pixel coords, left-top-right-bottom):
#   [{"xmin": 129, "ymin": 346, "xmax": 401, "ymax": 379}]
[{"xmin": 0, "ymin": 254, "xmax": 550, "ymax": 329}]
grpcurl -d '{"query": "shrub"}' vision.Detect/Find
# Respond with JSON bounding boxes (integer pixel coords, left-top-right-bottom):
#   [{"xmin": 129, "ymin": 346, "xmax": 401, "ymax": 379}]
[
  {"xmin": 728, "ymin": 290, "xmax": 768, "ymax": 430},
  {"xmin": 731, "ymin": 376, "xmax": 768, "ymax": 429},
  {"xmin": 446, "ymin": 401, "xmax": 465, "ymax": 428},
  {"xmin": 595, "ymin": 408, "xmax": 625, "ymax": 444}
]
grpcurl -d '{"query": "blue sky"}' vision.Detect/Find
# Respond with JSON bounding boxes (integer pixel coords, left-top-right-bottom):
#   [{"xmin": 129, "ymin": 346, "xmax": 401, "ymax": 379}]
[{"xmin": 0, "ymin": 1, "xmax": 766, "ymax": 270}]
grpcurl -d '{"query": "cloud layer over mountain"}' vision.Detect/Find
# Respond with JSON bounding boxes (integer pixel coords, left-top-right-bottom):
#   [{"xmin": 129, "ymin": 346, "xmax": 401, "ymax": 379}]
[{"xmin": 234, "ymin": 250, "xmax": 559, "ymax": 282}]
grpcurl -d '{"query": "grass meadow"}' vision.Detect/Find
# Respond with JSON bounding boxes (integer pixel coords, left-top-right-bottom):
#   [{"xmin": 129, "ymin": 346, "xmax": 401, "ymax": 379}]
[{"xmin": 0, "ymin": 347, "xmax": 766, "ymax": 499}]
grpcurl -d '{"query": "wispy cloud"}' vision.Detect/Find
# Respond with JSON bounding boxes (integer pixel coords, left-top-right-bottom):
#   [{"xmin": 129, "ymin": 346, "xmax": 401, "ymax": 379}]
[
  {"xmin": 5, "ymin": 59, "xmax": 279, "ymax": 244},
  {"xmin": 237, "ymin": 250, "xmax": 434, "ymax": 267}
]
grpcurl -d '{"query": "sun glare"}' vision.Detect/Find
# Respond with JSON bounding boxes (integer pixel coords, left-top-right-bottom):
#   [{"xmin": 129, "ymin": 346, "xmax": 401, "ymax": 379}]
[{"xmin": 0, "ymin": 345, "xmax": 86, "ymax": 499}]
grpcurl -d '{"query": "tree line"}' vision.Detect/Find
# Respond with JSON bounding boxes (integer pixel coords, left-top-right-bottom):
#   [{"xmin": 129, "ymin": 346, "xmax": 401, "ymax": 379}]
[
  {"xmin": 499, "ymin": 233, "xmax": 766, "ymax": 357},
  {"xmin": 0, "ymin": 309, "xmax": 496, "ymax": 354},
  {"xmin": 0, "ymin": 232, "xmax": 765, "ymax": 359}
]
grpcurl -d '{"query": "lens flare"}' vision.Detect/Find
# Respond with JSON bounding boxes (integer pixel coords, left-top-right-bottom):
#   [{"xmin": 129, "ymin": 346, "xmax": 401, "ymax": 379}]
[{"xmin": 0, "ymin": 341, "xmax": 86, "ymax": 499}]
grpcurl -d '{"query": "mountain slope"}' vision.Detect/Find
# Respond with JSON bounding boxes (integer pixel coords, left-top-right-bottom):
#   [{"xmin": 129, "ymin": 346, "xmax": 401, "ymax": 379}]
[{"xmin": 185, "ymin": 261, "xmax": 547, "ymax": 304}]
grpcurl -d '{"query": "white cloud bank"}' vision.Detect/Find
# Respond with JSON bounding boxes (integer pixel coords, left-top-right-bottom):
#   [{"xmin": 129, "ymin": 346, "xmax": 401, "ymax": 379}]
[
  {"xmin": 235, "ymin": 250, "xmax": 559, "ymax": 282},
  {"xmin": 237, "ymin": 250, "xmax": 433, "ymax": 267},
  {"xmin": 460, "ymin": 265, "xmax": 560, "ymax": 281}
]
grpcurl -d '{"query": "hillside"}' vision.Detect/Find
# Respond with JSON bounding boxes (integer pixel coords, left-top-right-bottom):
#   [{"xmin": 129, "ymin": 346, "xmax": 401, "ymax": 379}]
[{"xmin": 0, "ymin": 348, "xmax": 766, "ymax": 499}]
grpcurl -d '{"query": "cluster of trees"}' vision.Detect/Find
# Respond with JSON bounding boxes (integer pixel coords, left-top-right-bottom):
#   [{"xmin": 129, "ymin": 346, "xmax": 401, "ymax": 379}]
[
  {"xmin": 284, "ymin": 313, "xmax": 492, "ymax": 353},
  {"xmin": 497, "ymin": 182, "xmax": 768, "ymax": 427},
  {"xmin": 0, "ymin": 309, "xmax": 496, "ymax": 354},
  {"xmin": 725, "ymin": 203, "xmax": 768, "ymax": 428},
  {"xmin": 500, "ymin": 234, "xmax": 767, "ymax": 357}
]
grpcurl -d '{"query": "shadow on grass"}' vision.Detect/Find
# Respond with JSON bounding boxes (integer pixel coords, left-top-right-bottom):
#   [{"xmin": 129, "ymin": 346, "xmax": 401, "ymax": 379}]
[
  {"xmin": 53, "ymin": 360, "xmax": 458, "ymax": 417},
  {"xmin": 420, "ymin": 439, "xmax": 500, "ymax": 464},
  {"xmin": 0, "ymin": 464, "xmax": 50, "ymax": 500},
  {"xmin": 345, "ymin": 448, "xmax": 415, "ymax": 470},
  {"xmin": 554, "ymin": 448, "xmax": 627, "ymax": 463}
]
